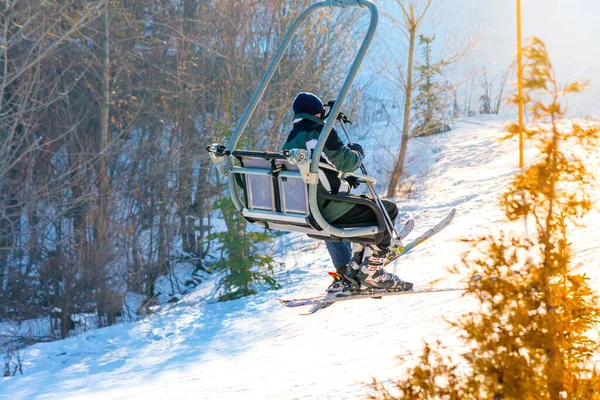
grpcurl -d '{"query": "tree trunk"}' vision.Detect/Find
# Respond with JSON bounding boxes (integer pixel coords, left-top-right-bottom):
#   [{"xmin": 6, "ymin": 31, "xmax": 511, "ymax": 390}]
[
  {"xmin": 543, "ymin": 114, "xmax": 564, "ymax": 400},
  {"xmin": 177, "ymin": 0, "xmax": 199, "ymax": 255},
  {"xmin": 386, "ymin": 25, "xmax": 416, "ymax": 198},
  {"xmin": 95, "ymin": 8, "xmax": 113, "ymax": 326}
]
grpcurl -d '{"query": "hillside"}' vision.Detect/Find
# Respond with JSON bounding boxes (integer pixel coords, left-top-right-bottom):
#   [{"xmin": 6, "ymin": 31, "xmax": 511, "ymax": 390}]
[{"xmin": 2, "ymin": 115, "xmax": 599, "ymax": 399}]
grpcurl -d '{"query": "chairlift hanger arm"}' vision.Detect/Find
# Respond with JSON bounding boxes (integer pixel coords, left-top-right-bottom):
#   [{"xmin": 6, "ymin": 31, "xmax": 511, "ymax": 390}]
[
  {"xmin": 222, "ymin": 0, "xmax": 379, "ymax": 239},
  {"xmin": 307, "ymin": 1, "xmax": 379, "ymax": 238},
  {"xmin": 227, "ymin": 0, "xmax": 378, "ymax": 152}
]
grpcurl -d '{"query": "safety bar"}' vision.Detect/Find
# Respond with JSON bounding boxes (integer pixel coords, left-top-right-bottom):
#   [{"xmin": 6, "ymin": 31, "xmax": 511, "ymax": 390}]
[
  {"xmin": 224, "ymin": 0, "xmax": 379, "ymax": 238},
  {"xmin": 318, "ymin": 163, "xmax": 377, "ymax": 185}
]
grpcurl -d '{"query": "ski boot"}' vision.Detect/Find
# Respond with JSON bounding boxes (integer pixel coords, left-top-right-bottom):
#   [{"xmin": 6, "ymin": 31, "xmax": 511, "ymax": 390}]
[
  {"xmin": 358, "ymin": 249, "xmax": 413, "ymax": 291},
  {"xmin": 345, "ymin": 243, "xmax": 365, "ymax": 284},
  {"xmin": 326, "ymin": 269, "xmax": 352, "ymax": 294}
]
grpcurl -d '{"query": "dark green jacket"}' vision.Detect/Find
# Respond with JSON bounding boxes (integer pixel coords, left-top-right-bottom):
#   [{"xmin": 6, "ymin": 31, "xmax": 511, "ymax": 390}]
[{"xmin": 283, "ymin": 113, "xmax": 363, "ymax": 222}]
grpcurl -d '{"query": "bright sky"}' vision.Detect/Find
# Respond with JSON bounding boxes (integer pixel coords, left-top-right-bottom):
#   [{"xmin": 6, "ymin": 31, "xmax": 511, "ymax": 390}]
[
  {"xmin": 437, "ymin": 0, "xmax": 600, "ymax": 115},
  {"xmin": 375, "ymin": 0, "xmax": 600, "ymax": 116}
]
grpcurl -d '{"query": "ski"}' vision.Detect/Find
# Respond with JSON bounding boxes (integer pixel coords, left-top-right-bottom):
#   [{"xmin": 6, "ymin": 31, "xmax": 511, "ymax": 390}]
[
  {"xmin": 279, "ymin": 286, "xmax": 464, "ymax": 310},
  {"xmin": 385, "ymin": 208, "xmax": 456, "ymax": 267},
  {"xmin": 397, "ymin": 218, "xmax": 414, "ymax": 241},
  {"xmin": 303, "ymin": 301, "xmax": 336, "ymax": 315},
  {"xmin": 277, "ymin": 209, "xmax": 457, "ymax": 314}
]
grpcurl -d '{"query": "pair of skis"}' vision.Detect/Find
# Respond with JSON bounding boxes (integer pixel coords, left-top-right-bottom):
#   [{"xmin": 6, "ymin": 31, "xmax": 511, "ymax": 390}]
[{"xmin": 277, "ymin": 208, "xmax": 460, "ymax": 314}]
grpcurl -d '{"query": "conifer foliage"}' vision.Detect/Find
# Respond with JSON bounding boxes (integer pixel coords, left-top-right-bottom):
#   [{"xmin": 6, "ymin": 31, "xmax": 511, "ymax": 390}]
[
  {"xmin": 369, "ymin": 37, "xmax": 600, "ymax": 400},
  {"xmin": 413, "ymin": 35, "xmax": 452, "ymax": 137},
  {"xmin": 208, "ymin": 198, "xmax": 281, "ymax": 302}
]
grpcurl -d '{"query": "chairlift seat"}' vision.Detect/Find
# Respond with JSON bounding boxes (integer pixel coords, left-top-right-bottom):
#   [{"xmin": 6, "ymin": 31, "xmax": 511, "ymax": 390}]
[{"xmin": 231, "ymin": 150, "xmax": 385, "ymax": 244}]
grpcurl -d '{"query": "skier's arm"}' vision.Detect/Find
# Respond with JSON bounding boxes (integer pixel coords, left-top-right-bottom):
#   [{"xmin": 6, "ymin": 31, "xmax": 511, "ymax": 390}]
[{"xmin": 322, "ymin": 128, "xmax": 363, "ymax": 172}]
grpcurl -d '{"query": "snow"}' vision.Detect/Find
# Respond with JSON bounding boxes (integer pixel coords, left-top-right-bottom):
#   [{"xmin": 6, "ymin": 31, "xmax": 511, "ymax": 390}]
[
  {"xmin": 2, "ymin": 115, "xmax": 600, "ymax": 399},
  {"xmin": 4, "ymin": 2, "xmax": 600, "ymax": 395},
  {"xmin": 153, "ymin": 262, "xmax": 208, "ymax": 305}
]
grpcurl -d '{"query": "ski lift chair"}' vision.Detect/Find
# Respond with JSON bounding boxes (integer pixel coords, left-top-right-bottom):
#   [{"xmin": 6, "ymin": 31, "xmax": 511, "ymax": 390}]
[
  {"xmin": 207, "ymin": 146, "xmax": 387, "ymax": 244},
  {"xmin": 207, "ymin": 0, "xmax": 399, "ymax": 245}
]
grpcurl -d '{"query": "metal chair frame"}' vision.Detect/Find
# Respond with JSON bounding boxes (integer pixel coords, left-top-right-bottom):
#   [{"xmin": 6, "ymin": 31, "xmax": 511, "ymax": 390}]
[{"xmin": 208, "ymin": 0, "xmax": 396, "ymax": 242}]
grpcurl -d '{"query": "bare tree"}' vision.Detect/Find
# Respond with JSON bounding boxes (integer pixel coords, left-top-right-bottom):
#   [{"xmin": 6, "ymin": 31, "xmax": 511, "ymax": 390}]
[
  {"xmin": 93, "ymin": 5, "xmax": 120, "ymax": 326},
  {"xmin": 479, "ymin": 67, "xmax": 493, "ymax": 114},
  {"xmin": 0, "ymin": 0, "xmax": 364, "ymax": 336},
  {"xmin": 493, "ymin": 66, "xmax": 511, "ymax": 114},
  {"xmin": 479, "ymin": 65, "xmax": 511, "ymax": 115},
  {"xmin": 382, "ymin": 0, "xmax": 470, "ymax": 197},
  {"xmin": 384, "ymin": 0, "xmax": 433, "ymax": 198},
  {"xmin": 0, "ymin": 0, "xmax": 105, "ymax": 327}
]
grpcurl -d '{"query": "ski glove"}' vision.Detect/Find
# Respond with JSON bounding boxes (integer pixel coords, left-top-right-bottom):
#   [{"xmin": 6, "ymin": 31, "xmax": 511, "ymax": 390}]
[
  {"xmin": 348, "ymin": 142, "xmax": 365, "ymax": 158},
  {"xmin": 345, "ymin": 175, "xmax": 361, "ymax": 189}
]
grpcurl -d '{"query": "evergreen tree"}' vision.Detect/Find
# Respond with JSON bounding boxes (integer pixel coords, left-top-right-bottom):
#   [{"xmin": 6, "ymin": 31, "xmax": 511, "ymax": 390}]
[
  {"xmin": 208, "ymin": 197, "xmax": 281, "ymax": 302},
  {"xmin": 369, "ymin": 37, "xmax": 600, "ymax": 400},
  {"xmin": 413, "ymin": 34, "xmax": 452, "ymax": 137}
]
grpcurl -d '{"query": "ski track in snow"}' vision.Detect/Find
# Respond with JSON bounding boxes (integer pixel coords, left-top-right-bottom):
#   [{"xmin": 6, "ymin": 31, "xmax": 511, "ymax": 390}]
[{"xmin": 2, "ymin": 116, "xmax": 600, "ymax": 399}]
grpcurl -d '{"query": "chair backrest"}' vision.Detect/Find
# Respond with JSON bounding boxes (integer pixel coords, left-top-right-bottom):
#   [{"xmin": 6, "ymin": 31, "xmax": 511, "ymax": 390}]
[
  {"xmin": 278, "ymin": 161, "xmax": 308, "ymax": 214},
  {"xmin": 240, "ymin": 156, "xmax": 277, "ymax": 212},
  {"xmin": 232, "ymin": 151, "xmax": 316, "ymax": 230}
]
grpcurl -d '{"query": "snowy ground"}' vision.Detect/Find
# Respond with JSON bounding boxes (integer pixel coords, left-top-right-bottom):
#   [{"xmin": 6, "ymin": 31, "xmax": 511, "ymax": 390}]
[{"xmin": 2, "ymin": 115, "xmax": 600, "ymax": 399}]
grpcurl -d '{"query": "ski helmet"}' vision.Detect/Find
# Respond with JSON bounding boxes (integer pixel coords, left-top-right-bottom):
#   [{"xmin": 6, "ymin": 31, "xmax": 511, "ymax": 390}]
[{"xmin": 292, "ymin": 92, "xmax": 324, "ymax": 116}]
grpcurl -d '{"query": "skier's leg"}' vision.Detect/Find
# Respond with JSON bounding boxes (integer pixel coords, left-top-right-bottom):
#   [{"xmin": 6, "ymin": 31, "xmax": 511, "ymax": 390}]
[
  {"xmin": 332, "ymin": 200, "xmax": 411, "ymax": 291},
  {"xmin": 325, "ymin": 240, "xmax": 351, "ymax": 275},
  {"xmin": 333, "ymin": 200, "xmax": 412, "ymax": 290},
  {"xmin": 370, "ymin": 199, "xmax": 398, "ymax": 250},
  {"xmin": 331, "ymin": 198, "xmax": 399, "ymax": 249},
  {"xmin": 361, "ymin": 199, "xmax": 411, "ymax": 289},
  {"xmin": 359, "ymin": 249, "xmax": 413, "ymax": 290},
  {"xmin": 346, "ymin": 242, "xmax": 365, "ymax": 280}
]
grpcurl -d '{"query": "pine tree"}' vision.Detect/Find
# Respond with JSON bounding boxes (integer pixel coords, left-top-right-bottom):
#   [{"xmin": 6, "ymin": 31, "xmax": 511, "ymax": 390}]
[
  {"xmin": 208, "ymin": 197, "xmax": 281, "ymax": 302},
  {"xmin": 369, "ymin": 37, "xmax": 600, "ymax": 400},
  {"xmin": 413, "ymin": 34, "xmax": 452, "ymax": 137}
]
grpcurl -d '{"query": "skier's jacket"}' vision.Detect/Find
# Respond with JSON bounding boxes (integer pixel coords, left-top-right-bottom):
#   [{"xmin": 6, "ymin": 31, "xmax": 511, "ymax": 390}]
[{"xmin": 283, "ymin": 113, "xmax": 363, "ymax": 222}]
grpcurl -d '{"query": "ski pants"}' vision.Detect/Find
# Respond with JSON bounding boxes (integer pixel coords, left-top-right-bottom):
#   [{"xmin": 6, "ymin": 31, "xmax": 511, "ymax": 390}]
[
  {"xmin": 325, "ymin": 241, "xmax": 351, "ymax": 271},
  {"xmin": 324, "ymin": 199, "xmax": 399, "ymax": 268},
  {"xmin": 331, "ymin": 199, "xmax": 398, "ymax": 251}
]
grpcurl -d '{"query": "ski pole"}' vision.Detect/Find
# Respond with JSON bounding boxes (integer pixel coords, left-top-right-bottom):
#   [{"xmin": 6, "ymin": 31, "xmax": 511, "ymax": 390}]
[
  {"xmin": 326, "ymin": 102, "xmax": 399, "ymax": 240},
  {"xmin": 335, "ymin": 116, "xmax": 400, "ymax": 242}
]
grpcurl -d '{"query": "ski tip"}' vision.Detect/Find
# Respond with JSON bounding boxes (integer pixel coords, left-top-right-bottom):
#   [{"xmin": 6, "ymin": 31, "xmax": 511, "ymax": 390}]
[
  {"xmin": 301, "ymin": 301, "xmax": 335, "ymax": 315},
  {"xmin": 449, "ymin": 208, "xmax": 457, "ymax": 222},
  {"xmin": 442, "ymin": 208, "xmax": 456, "ymax": 224},
  {"xmin": 301, "ymin": 306, "xmax": 322, "ymax": 315}
]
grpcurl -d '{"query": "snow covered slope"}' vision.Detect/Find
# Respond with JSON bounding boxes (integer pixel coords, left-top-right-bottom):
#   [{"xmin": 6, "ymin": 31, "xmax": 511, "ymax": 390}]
[{"xmin": 2, "ymin": 116, "xmax": 600, "ymax": 399}]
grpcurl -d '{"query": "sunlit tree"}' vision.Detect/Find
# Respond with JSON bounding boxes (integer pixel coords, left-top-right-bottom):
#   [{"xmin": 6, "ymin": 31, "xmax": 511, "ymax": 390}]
[{"xmin": 369, "ymin": 37, "xmax": 600, "ymax": 400}]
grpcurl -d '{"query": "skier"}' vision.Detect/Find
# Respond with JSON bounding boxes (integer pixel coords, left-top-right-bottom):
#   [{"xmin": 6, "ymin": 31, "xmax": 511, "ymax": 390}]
[{"xmin": 283, "ymin": 92, "xmax": 413, "ymax": 291}]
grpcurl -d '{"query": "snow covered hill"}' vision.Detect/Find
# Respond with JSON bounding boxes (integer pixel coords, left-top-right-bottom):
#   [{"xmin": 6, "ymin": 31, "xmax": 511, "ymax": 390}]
[{"xmin": 2, "ymin": 115, "xmax": 600, "ymax": 400}]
